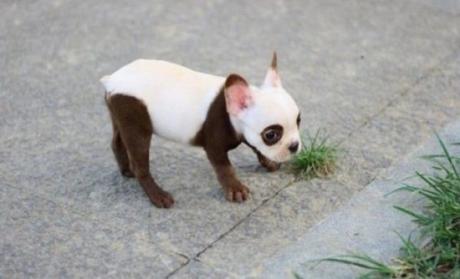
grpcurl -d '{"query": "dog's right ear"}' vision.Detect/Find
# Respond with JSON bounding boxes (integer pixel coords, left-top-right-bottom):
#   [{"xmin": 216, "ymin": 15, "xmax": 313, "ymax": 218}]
[
  {"xmin": 224, "ymin": 74, "xmax": 253, "ymax": 116},
  {"xmin": 262, "ymin": 52, "xmax": 282, "ymax": 88}
]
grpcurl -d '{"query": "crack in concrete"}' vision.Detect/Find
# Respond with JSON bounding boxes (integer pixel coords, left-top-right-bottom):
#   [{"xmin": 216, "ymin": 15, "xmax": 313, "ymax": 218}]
[
  {"xmin": 164, "ymin": 179, "xmax": 298, "ymax": 278},
  {"xmin": 165, "ymin": 258, "xmax": 191, "ymax": 279},
  {"xmin": 196, "ymin": 181, "xmax": 297, "ymax": 259}
]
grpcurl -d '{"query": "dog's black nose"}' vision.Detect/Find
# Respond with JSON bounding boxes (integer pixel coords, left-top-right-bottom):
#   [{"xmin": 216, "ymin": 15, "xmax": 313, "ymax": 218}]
[{"xmin": 289, "ymin": 141, "xmax": 299, "ymax": 153}]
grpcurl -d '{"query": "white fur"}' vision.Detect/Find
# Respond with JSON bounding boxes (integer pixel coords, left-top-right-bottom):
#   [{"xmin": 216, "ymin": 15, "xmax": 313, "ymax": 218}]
[{"xmin": 101, "ymin": 59, "xmax": 300, "ymax": 162}]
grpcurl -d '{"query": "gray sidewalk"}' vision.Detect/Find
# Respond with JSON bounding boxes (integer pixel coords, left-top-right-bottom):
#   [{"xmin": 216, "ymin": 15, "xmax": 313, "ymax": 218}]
[{"xmin": 1, "ymin": 0, "xmax": 460, "ymax": 278}]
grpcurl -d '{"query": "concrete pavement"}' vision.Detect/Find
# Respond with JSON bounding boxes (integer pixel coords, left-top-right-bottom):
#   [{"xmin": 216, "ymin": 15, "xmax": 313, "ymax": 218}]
[{"xmin": 1, "ymin": 0, "xmax": 460, "ymax": 277}]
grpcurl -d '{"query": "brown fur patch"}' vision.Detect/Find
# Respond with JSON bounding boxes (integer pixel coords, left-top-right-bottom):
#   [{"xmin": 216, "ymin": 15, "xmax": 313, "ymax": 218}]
[
  {"xmin": 192, "ymin": 77, "xmax": 252, "ymax": 202},
  {"xmin": 192, "ymin": 74, "xmax": 280, "ymax": 201}
]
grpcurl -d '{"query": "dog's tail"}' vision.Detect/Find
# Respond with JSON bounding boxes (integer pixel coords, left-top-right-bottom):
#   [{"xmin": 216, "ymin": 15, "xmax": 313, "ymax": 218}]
[{"xmin": 100, "ymin": 75, "xmax": 110, "ymax": 86}]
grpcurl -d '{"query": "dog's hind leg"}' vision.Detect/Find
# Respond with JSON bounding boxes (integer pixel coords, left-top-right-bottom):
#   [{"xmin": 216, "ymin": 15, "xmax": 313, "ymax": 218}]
[
  {"xmin": 106, "ymin": 94, "xmax": 134, "ymax": 177},
  {"xmin": 106, "ymin": 94, "xmax": 174, "ymax": 208}
]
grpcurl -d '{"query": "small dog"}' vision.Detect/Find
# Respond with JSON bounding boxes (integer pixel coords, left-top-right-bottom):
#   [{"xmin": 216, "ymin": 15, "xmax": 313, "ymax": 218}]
[{"xmin": 101, "ymin": 53, "xmax": 301, "ymax": 208}]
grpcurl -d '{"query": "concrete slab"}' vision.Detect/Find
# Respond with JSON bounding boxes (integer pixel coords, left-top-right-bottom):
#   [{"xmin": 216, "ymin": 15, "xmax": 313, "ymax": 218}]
[
  {"xmin": 340, "ymin": 50, "xmax": 460, "ymax": 185},
  {"xmin": 416, "ymin": 0, "xmax": 460, "ymax": 15},
  {"xmin": 197, "ymin": 179, "xmax": 356, "ymax": 276},
  {"xmin": 0, "ymin": 185, "xmax": 186, "ymax": 278}
]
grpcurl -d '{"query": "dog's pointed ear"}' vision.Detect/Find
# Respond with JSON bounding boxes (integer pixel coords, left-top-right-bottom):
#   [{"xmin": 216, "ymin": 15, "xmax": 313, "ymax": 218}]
[
  {"xmin": 262, "ymin": 51, "xmax": 282, "ymax": 88},
  {"xmin": 224, "ymin": 74, "xmax": 253, "ymax": 116}
]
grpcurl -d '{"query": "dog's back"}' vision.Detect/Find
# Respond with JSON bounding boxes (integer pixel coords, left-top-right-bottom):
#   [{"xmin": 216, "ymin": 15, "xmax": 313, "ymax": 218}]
[{"xmin": 101, "ymin": 59, "xmax": 225, "ymax": 143}]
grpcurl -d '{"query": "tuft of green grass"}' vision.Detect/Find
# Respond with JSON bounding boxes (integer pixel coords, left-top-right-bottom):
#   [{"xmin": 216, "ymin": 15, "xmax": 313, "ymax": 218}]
[
  {"xmin": 290, "ymin": 130, "xmax": 338, "ymax": 179},
  {"xmin": 312, "ymin": 134, "xmax": 460, "ymax": 278}
]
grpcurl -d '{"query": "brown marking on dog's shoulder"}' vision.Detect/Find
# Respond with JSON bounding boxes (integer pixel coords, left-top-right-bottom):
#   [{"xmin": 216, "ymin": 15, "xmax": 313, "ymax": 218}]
[
  {"xmin": 191, "ymin": 85, "xmax": 240, "ymax": 149},
  {"xmin": 105, "ymin": 93, "xmax": 174, "ymax": 208},
  {"xmin": 191, "ymin": 79, "xmax": 250, "ymax": 202}
]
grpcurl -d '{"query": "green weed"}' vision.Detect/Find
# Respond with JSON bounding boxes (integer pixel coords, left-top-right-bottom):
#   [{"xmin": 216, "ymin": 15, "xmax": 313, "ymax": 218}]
[{"xmin": 290, "ymin": 130, "xmax": 338, "ymax": 179}]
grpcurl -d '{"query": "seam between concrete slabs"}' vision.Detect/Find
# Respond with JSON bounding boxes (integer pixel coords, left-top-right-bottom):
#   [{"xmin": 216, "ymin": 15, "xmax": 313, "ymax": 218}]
[{"xmin": 165, "ymin": 179, "xmax": 299, "ymax": 278}]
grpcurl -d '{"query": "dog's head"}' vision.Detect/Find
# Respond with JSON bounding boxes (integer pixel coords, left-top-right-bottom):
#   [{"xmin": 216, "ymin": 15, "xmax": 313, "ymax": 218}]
[{"xmin": 225, "ymin": 53, "xmax": 301, "ymax": 163}]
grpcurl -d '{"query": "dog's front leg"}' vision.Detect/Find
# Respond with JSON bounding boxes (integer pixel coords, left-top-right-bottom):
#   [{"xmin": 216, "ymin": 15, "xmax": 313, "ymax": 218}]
[{"xmin": 205, "ymin": 148, "xmax": 249, "ymax": 203}]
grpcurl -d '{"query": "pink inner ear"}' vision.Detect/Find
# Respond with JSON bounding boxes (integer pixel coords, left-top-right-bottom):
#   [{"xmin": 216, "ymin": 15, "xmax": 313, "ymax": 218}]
[{"xmin": 225, "ymin": 83, "xmax": 252, "ymax": 116}]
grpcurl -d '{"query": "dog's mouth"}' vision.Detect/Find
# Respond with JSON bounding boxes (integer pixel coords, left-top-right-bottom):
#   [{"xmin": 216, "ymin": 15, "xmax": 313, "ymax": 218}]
[
  {"xmin": 243, "ymin": 139, "xmax": 291, "ymax": 163},
  {"xmin": 243, "ymin": 139, "xmax": 267, "ymax": 159}
]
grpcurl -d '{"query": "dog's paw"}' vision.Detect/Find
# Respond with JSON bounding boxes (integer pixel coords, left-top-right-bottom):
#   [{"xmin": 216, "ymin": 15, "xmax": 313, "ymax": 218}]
[
  {"xmin": 150, "ymin": 190, "xmax": 175, "ymax": 209},
  {"xmin": 225, "ymin": 184, "xmax": 250, "ymax": 203}
]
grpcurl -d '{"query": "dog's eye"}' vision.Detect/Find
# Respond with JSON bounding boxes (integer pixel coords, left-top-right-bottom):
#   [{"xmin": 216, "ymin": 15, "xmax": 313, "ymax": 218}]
[
  {"xmin": 296, "ymin": 114, "xmax": 301, "ymax": 126},
  {"xmin": 261, "ymin": 125, "xmax": 283, "ymax": 145},
  {"xmin": 265, "ymin": 130, "xmax": 277, "ymax": 140}
]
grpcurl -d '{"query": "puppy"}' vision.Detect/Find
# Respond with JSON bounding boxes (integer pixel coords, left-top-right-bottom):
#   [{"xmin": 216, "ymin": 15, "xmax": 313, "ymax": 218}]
[{"xmin": 101, "ymin": 53, "xmax": 301, "ymax": 208}]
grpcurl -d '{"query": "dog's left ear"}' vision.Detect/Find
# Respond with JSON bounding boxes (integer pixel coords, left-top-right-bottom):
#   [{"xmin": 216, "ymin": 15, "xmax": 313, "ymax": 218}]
[
  {"xmin": 224, "ymin": 74, "xmax": 253, "ymax": 116},
  {"xmin": 262, "ymin": 52, "xmax": 282, "ymax": 88}
]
